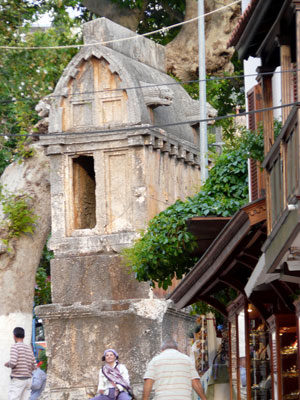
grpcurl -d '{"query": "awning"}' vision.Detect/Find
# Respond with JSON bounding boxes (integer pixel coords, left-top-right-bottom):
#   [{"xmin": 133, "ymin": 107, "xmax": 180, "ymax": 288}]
[
  {"xmin": 169, "ymin": 199, "xmax": 267, "ymax": 315},
  {"xmin": 187, "ymin": 216, "xmax": 230, "ymax": 257},
  {"xmin": 246, "ymin": 197, "xmax": 300, "ymax": 296},
  {"xmin": 168, "ymin": 198, "xmax": 297, "ymax": 320}
]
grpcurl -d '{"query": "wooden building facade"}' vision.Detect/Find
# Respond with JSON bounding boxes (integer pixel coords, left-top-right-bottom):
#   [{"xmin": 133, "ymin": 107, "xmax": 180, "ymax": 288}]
[{"xmin": 169, "ymin": 1, "xmax": 300, "ymax": 399}]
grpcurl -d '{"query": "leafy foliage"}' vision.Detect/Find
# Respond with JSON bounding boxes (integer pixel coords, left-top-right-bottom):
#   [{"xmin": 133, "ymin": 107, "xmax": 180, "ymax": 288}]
[
  {"xmin": 206, "ymin": 53, "xmax": 245, "ymax": 141},
  {"xmin": 123, "ymin": 123, "xmax": 267, "ymax": 289},
  {"xmin": 0, "ymin": 184, "xmax": 38, "ymax": 247},
  {"xmin": 109, "ymin": 0, "xmax": 185, "ymax": 44},
  {"xmin": 138, "ymin": 0, "xmax": 184, "ymax": 44},
  {"xmin": 35, "ymin": 266, "xmax": 52, "ymax": 306},
  {"xmin": 0, "ymin": 1, "xmax": 86, "ymax": 175},
  {"xmin": 180, "ymin": 52, "xmax": 245, "ymax": 152},
  {"xmin": 38, "ymin": 349, "xmax": 48, "ymax": 371},
  {"xmin": 190, "ymin": 287, "xmax": 237, "ymax": 324},
  {"xmin": 34, "ymin": 242, "xmax": 53, "ymax": 306}
]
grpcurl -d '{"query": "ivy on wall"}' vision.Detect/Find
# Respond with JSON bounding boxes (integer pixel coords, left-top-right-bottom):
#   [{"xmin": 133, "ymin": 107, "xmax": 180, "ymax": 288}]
[
  {"xmin": 122, "ymin": 127, "xmax": 264, "ymax": 289},
  {"xmin": 34, "ymin": 240, "xmax": 53, "ymax": 306}
]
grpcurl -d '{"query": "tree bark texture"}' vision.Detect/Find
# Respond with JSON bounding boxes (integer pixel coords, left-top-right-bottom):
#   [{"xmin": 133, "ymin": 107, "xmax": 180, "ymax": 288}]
[
  {"xmin": 82, "ymin": 0, "xmax": 241, "ymax": 80},
  {"xmin": 0, "ymin": 146, "xmax": 51, "ymax": 315}
]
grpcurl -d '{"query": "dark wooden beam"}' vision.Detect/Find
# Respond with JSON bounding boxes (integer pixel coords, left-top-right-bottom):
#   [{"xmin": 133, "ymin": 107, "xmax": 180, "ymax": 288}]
[
  {"xmin": 234, "ymin": 259, "xmax": 255, "ymax": 271},
  {"xmin": 249, "ymin": 295, "xmax": 272, "ymax": 322},
  {"xmin": 257, "ymin": 0, "xmax": 293, "ymax": 61},
  {"xmin": 236, "ymin": 0, "xmax": 273, "ymax": 59},
  {"xmin": 219, "ymin": 277, "xmax": 246, "ymax": 294},
  {"xmin": 198, "ymin": 295, "xmax": 228, "ymax": 317},
  {"xmin": 200, "ymin": 278, "xmax": 222, "ymax": 296},
  {"xmin": 270, "ymin": 280, "xmax": 294, "ymax": 311},
  {"xmin": 241, "ymin": 251, "xmax": 260, "ymax": 263},
  {"xmin": 219, "ymin": 260, "xmax": 238, "ymax": 277},
  {"xmin": 244, "ymin": 225, "xmax": 266, "ymax": 248},
  {"xmin": 168, "ymin": 212, "xmax": 250, "ymax": 309}
]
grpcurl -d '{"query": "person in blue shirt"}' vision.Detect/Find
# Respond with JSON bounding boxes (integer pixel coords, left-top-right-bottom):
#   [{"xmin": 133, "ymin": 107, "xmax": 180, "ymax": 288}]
[{"xmin": 30, "ymin": 361, "xmax": 47, "ymax": 400}]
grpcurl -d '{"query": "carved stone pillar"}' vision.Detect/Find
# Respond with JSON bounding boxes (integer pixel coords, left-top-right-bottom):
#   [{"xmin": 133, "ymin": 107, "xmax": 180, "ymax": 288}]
[{"xmin": 37, "ymin": 18, "xmax": 200, "ymax": 399}]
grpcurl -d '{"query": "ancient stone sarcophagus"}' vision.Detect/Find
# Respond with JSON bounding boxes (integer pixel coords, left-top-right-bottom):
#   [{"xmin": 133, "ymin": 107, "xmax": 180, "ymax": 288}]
[{"xmin": 37, "ymin": 18, "xmax": 199, "ymax": 399}]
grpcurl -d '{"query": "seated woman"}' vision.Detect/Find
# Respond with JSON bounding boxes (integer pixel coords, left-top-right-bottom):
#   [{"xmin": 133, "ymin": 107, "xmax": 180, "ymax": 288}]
[{"xmin": 92, "ymin": 348, "xmax": 132, "ymax": 400}]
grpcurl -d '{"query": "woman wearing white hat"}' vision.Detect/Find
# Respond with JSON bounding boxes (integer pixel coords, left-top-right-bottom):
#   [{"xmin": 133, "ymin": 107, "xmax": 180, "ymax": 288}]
[{"xmin": 92, "ymin": 348, "xmax": 133, "ymax": 400}]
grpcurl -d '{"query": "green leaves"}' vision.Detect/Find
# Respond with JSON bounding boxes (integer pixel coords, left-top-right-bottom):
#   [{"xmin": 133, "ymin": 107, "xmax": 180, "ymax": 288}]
[
  {"xmin": 0, "ymin": 184, "xmax": 38, "ymax": 246},
  {"xmin": 0, "ymin": 1, "xmax": 84, "ymax": 176},
  {"xmin": 123, "ymin": 144, "xmax": 251, "ymax": 288},
  {"xmin": 123, "ymin": 123, "xmax": 269, "ymax": 289},
  {"xmin": 34, "ymin": 240, "xmax": 53, "ymax": 306},
  {"xmin": 35, "ymin": 265, "xmax": 51, "ymax": 306}
]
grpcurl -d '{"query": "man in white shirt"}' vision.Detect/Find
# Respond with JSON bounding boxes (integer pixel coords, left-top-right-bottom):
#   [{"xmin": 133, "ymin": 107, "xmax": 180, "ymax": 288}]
[{"xmin": 143, "ymin": 339, "xmax": 207, "ymax": 400}]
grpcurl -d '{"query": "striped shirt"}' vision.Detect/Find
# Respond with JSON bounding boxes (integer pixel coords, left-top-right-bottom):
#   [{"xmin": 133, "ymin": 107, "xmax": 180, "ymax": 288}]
[
  {"xmin": 8, "ymin": 342, "xmax": 36, "ymax": 378},
  {"xmin": 143, "ymin": 349, "xmax": 200, "ymax": 399}
]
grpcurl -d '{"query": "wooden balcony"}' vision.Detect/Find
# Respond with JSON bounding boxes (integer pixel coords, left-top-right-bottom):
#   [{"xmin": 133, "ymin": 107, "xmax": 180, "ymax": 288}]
[{"xmin": 262, "ymin": 105, "xmax": 300, "ymax": 231}]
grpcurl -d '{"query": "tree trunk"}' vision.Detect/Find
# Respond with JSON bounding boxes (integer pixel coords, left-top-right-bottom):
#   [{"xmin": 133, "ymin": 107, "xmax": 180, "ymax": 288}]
[
  {"xmin": 0, "ymin": 147, "xmax": 51, "ymax": 398},
  {"xmin": 82, "ymin": 0, "xmax": 147, "ymax": 31},
  {"xmin": 166, "ymin": 0, "xmax": 241, "ymax": 80},
  {"xmin": 82, "ymin": 0, "xmax": 241, "ymax": 80}
]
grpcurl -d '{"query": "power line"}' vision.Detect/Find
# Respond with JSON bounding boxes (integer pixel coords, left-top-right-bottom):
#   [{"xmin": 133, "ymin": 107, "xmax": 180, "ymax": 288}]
[
  {"xmin": 0, "ymin": 1, "xmax": 241, "ymax": 51},
  {"xmin": 0, "ymin": 100, "xmax": 297, "ymax": 138},
  {"xmin": 0, "ymin": 67, "xmax": 298, "ymax": 106}
]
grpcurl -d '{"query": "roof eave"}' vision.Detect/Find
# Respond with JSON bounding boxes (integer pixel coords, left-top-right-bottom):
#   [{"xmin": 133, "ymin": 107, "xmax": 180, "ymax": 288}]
[
  {"xmin": 168, "ymin": 211, "xmax": 250, "ymax": 309},
  {"xmin": 235, "ymin": 0, "xmax": 273, "ymax": 60},
  {"xmin": 168, "ymin": 199, "xmax": 266, "ymax": 310}
]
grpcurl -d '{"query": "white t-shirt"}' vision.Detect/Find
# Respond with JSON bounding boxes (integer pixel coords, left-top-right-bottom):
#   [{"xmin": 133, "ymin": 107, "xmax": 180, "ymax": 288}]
[
  {"xmin": 144, "ymin": 349, "xmax": 200, "ymax": 399},
  {"xmin": 97, "ymin": 363, "xmax": 130, "ymax": 395}
]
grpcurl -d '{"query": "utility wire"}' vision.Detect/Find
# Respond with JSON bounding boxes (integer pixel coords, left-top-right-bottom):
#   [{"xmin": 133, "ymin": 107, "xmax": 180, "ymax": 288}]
[
  {"xmin": 0, "ymin": 100, "xmax": 297, "ymax": 138},
  {"xmin": 0, "ymin": 67, "xmax": 298, "ymax": 106},
  {"xmin": 0, "ymin": 1, "xmax": 241, "ymax": 50}
]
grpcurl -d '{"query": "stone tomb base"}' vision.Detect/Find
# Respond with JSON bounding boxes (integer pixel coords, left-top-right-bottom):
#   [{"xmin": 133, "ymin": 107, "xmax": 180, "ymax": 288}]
[{"xmin": 36, "ymin": 301, "xmax": 196, "ymax": 399}]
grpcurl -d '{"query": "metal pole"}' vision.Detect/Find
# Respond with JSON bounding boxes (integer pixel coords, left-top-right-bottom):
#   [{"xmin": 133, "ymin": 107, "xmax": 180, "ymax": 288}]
[{"xmin": 198, "ymin": 0, "xmax": 208, "ymax": 183}]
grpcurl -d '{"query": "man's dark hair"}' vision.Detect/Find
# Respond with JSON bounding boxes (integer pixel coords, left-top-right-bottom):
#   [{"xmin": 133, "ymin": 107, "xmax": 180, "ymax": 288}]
[{"xmin": 13, "ymin": 327, "xmax": 25, "ymax": 339}]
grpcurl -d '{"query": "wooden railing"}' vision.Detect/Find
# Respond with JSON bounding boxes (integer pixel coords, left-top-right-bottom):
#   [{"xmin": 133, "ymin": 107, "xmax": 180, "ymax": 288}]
[{"xmin": 262, "ymin": 105, "xmax": 300, "ymax": 231}]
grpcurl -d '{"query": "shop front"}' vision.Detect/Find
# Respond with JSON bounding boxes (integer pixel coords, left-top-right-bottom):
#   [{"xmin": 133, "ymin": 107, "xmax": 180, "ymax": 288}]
[
  {"xmin": 169, "ymin": 198, "xmax": 300, "ymax": 399},
  {"xmin": 227, "ymin": 296, "xmax": 272, "ymax": 400},
  {"xmin": 226, "ymin": 296, "xmax": 299, "ymax": 400}
]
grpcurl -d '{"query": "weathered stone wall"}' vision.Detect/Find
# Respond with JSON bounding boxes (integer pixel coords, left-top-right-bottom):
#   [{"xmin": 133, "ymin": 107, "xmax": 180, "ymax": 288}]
[
  {"xmin": 50, "ymin": 254, "xmax": 150, "ymax": 304},
  {"xmin": 37, "ymin": 18, "xmax": 200, "ymax": 400},
  {"xmin": 38, "ymin": 301, "xmax": 196, "ymax": 399},
  {"xmin": 144, "ymin": 143, "xmax": 200, "ymax": 219},
  {"xmin": 0, "ymin": 147, "xmax": 51, "ymax": 399},
  {"xmin": 42, "ymin": 129, "xmax": 200, "ymax": 251},
  {"xmin": 162, "ymin": 309, "xmax": 195, "ymax": 353}
]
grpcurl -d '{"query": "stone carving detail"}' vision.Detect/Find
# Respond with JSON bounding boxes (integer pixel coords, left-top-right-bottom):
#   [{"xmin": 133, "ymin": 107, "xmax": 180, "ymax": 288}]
[
  {"xmin": 185, "ymin": 99, "xmax": 217, "ymax": 125},
  {"xmin": 61, "ymin": 57, "xmax": 127, "ymax": 131},
  {"xmin": 140, "ymin": 81, "xmax": 173, "ymax": 108},
  {"xmin": 34, "ymin": 96, "xmax": 51, "ymax": 134}
]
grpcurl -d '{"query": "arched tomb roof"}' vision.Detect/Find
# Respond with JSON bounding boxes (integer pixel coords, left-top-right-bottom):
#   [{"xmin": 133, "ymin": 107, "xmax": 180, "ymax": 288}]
[{"xmin": 49, "ymin": 18, "xmax": 210, "ymax": 146}]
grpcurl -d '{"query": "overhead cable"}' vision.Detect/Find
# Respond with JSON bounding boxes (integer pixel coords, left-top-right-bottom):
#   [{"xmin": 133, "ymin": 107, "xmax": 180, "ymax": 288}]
[
  {"xmin": 0, "ymin": 0, "xmax": 241, "ymax": 50},
  {"xmin": 0, "ymin": 100, "xmax": 297, "ymax": 138},
  {"xmin": 0, "ymin": 67, "xmax": 298, "ymax": 106}
]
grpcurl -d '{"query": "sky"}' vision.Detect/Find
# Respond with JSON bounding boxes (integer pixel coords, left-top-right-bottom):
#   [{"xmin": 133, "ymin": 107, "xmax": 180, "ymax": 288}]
[{"xmin": 32, "ymin": 6, "xmax": 81, "ymax": 27}]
